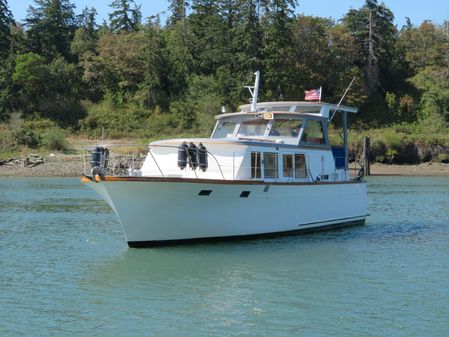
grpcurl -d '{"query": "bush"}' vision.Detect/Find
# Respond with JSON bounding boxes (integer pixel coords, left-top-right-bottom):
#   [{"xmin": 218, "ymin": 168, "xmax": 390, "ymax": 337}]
[
  {"xmin": 437, "ymin": 153, "xmax": 449, "ymax": 163},
  {"xmin": 0, "ymin": 124, "xmax": 17, "ymax": 157},
  {"xmin": 145, "ymin": 112, "xmax": 179, "ymax": 137},
  {"xmin": 80, "ymin": 100, "xmax": 152, "ymax": 138},
  {"xmin": 40, "ymin": 127, "xmax": 69, "ymax": 151},
  {"xmin": 13, "ymin": 127, "xmax": 40, "ymax": 148}
]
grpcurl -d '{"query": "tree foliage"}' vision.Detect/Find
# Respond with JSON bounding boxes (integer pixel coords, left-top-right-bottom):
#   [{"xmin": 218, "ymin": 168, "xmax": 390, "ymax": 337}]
[
  {"xmin": 25, "ymin": 0, "xmax": 77, "ymax": 60},
  {"xmin": 108, "ymin": 0, "xmax": 141, "ymax": 33},
  {"xmin": 0, "ymin": 0, "xmax": 14, "ymax": 57},
  {"xmin": 0, "ymin": 0, "xmax": 448, "ymax": 137}
]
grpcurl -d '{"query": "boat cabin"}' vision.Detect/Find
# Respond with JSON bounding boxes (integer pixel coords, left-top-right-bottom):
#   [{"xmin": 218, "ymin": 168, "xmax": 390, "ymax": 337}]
[
  {"xmin": 213, "ymin": 101, "xmax": 356, "ymax": 146},
  {"xmin": 139, "ymin": 101, "xmax": 358, "ymax": 183}
]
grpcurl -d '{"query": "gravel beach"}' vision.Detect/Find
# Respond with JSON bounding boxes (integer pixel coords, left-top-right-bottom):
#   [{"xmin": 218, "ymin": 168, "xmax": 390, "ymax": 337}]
[{"xmin": 0, "ymin": 154, "xmax": 85, "ymax": 177}]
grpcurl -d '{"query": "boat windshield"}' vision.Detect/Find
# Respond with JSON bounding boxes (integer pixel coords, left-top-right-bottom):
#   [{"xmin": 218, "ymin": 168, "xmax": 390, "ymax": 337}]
[
  {"xmin": 212, "ymin": 120, "xmax": 237, "ymax": 138},
  {"xmin": 237, "ymin": 120, "xmax": 268, "ymax": 137},
  {"xmin": 268, "ymin": 118, "xmax": 303, "ymax": 138}
]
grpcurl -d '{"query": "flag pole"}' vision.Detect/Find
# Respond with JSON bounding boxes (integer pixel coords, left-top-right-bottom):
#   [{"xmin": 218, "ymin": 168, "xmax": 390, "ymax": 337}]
[{"xmin": 319, "ymin": 86, "xmax": 322, "ymax": 102}]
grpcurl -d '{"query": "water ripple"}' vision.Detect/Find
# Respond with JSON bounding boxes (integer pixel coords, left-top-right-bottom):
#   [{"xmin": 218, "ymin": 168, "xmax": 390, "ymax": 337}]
[{"xmin": 1, "ymin": 177, "xmax": 449, "ymax": 336}]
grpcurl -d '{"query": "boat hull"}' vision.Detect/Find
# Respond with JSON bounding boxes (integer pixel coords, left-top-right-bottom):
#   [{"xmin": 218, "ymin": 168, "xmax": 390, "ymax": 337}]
[{"xmin": 84, "ymin": 177, "xmax": 368, "ymax": 247}]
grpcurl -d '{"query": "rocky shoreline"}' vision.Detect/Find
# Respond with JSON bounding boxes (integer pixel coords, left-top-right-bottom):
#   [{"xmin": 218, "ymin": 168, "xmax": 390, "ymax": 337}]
[
  {"xmin": 0, "ymin": 154, "xmax": 84, "ymax": 177},
  {"xmin": 1, "ymin": 153, "xmax": 449, "ymax": 177}
]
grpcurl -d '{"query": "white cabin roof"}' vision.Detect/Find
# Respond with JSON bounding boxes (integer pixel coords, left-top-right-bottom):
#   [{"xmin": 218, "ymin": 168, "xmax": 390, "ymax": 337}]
[{"xmin": 236, "ymin": 101, "xmax": 358, "ymax": 119}]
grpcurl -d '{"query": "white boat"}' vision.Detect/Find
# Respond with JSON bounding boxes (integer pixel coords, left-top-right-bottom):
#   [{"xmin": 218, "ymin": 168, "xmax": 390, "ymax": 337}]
[{"xmin": 82, "ymin": 72, "xmax": 368, "ymax": 247}]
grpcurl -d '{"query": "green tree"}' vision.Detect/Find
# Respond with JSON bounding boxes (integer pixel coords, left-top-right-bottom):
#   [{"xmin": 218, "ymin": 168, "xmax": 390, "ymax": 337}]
[
  {"xmin": 13, "ymin": 52, "xmax": 85, "ymax": 124},
  {"xmin": 135, "ymin": 22, "xmax": 170, "ymax": 109},
  {"xmin": 108, "ymin": 0, "xmax": 141, "ymax": 33},
  {"xmin": 71, "ymin": 7, "xmax": 98, "ymax": 56},
  {"xmin": 261, "ymin": 0, "xmax": 298, "ymax": 100},
  {"xmin": 0, "ymin": 0, "xmax": 14, "ymax": 57},
  {"xmin": 189, "ymin": 0, "xmax": 226, "ymax": 75},
  {"xmin": 82, "ymin": 31, "xmax": 147, "ymax": 103},
  {"xmin": 217, "ymin": 0, "xmax": 263, "ymax": 108},
  {"xmin": 397, "ymin": 22, "xmax": 449, "ymax": 122},
  {"xmin": 326, "ymin": 23, "xmax": 367, "ymax": 107},
  {"xmin": 25, "ymin": 0, "xmax": 77, "ymax": 61},
  {"xmin": 168, "ymin": 0, "xmax": 188, "ymax": 26},
  {"xmin": 290, "ymin": 16, "xmax": 334, "ymax": 97},
  {"xmin": 9, "ymin": 23, "xmax": 28, "ymax": 55},
  {"xmin": 343, "ymin": 0, "xmax": 397, "ymax": 97},
  {"xmin": 0, "ymin": 56, "xmax": 15, "ymax": 120},
  {"xmin": 398, "ymin": 21, "xmax": 449, "ymax": 72},
  {"xmin": 165, "ymin": 20, "xmax": 193, "ymax": 100}
]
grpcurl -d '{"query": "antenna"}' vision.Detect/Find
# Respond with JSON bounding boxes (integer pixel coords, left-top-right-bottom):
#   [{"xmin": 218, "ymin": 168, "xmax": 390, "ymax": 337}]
[
  {"xmin": 244, "ymin": 71, "xmax": 260, "ymax": 112},
  {"xmin": 329, "ymin": 77, "xmax": 356, "ymax": 121}
]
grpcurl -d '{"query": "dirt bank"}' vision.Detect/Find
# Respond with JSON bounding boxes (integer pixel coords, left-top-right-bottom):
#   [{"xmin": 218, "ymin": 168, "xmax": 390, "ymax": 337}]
[{"xmin": 370, "ymin": 162, "xmax": 449, "ymax": 176}]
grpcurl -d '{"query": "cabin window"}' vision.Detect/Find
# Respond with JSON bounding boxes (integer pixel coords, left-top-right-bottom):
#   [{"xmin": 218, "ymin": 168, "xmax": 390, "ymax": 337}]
[
  {"xmin": 264, "ymin": 152, "xmax": 278, "ymax": 178},
  {"xmin": 302, "ymin": 120, "xmax": 325, "ymax": 144},
  {"xmin": 295, "ymin": 154, "xmax": 307, "ymax": 178},
  {"xmin": 212, "ymin": 121, "xmax": 237, "ymax": 139},
  {"xmin": 282, "ymin": 154, "xmax": 294, "ymax": 177},
  {"xmin": 251, "ymin": 152, "xmax": 262, "ymax": 178},
  {"xmin": 238, "ymin": 120, "xmax": 268, "ymax": 137},
  {"xmin": 269, "ymin": 119, "xmax": 303, "ymax": 138}
]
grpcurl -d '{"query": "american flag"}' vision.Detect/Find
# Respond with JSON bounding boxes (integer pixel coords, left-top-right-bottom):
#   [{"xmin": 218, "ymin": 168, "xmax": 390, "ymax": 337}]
[{"xmin": 304, "ymin": 87, "xmax": 322, "ymax": 101}]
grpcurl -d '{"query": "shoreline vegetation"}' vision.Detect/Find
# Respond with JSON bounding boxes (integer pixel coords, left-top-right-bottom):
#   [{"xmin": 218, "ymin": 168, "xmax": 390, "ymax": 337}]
[{"xmin": 1, "ymin": 0, "xmax": 448, "ymax": 175}]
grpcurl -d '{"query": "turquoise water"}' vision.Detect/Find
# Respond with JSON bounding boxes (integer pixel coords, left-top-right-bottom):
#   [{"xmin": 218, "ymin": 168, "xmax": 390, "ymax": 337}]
[{"xmin": 1, "ymin": 177, "xmax": 449, "ymax": 337}]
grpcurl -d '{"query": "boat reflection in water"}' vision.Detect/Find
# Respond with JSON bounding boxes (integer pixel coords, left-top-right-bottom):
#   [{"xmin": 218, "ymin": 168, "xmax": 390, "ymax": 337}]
[{"xmin": 82, "ymin": 72, "xmax": 367, "ymax": 247}]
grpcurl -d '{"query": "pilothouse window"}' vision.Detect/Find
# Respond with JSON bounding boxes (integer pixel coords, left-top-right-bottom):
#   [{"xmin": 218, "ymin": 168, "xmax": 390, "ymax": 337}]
[
  {"xmin": 269, "ymin": 119, "xmax": 303, "ymax": 138},
  {"xmin": 238, "ymin": 120, "xmax": 268, "ymax": 137},
  {"xmin": 212, "ymin": 121, "xmax": 237, "ymax": 139},
  {"xmin": 302, "ymin": 120, "xmax": 325, "ymax": 144}
]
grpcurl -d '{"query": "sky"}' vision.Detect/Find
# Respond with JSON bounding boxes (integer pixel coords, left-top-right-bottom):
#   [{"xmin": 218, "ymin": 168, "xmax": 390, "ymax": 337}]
[{"xmin": 8, "ymin": 0, "xmax": 449, "ymax": 28}]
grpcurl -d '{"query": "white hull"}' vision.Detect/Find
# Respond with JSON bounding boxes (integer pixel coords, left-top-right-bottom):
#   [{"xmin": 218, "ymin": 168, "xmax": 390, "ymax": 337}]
[{"xmin": 85, "ymin": 178, "xmax": 367, "ymax": 247}]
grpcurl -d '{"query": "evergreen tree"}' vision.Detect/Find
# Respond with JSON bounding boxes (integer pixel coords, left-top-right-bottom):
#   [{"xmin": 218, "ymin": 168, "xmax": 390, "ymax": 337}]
[
  {"xmin": 0, "ymin": 56, "xmax": 15, "ymax": 120},
  {"xmin": 71, "ymin": 7, "xmax": 98, "ymax": 56},
  {"xmin": 261, "ymin": 0, "xmax": 298, "ymax": 100},
  {"xmin": 165, "ymin": 20, "xmax": 193, "ymax": 99},
  {"xmin": 137, "ymin": 21, "xmax": 169, "ymax": 108},
  {"xmin": 108, "ymin": 0, "xmax": 141, "ymax": 33},
  {"xmin": 25, "ymin": 0, "xmax": 77, "ymax": 61},
  {"xmin": 232, "ymin": 0, "xmax": 263, "ymax": 73},
  {"xmin": 168, "ymin": 0, "xmax": 188, "ymax": 26},
  {"xmin": 343, "ymin": 0, "xmax": 397, "ymax": 97},
  {"xmin": 77, "ymin": 6, "xmax": 98, "ymax": 36},
  {"xmin": 189, "ymin": 0, "xmax": 226, "ymax": 75},
  {"xmin": 0, "ymin": 0, "xmax": 14, "ymax": 57},
  {"xmin": 218, "ymin": 0, "xmax": 263, "ymax": 107}
]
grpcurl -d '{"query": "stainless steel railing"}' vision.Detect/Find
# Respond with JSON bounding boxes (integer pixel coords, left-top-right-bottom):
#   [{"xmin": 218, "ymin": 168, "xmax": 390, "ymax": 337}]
[
  {"xmin": 82, "ymin": 143, "xmax": 226, "ymax": 180},
  {"xmin": 82, "ymin": 144, "xmax": 363, "ymax": 182}
]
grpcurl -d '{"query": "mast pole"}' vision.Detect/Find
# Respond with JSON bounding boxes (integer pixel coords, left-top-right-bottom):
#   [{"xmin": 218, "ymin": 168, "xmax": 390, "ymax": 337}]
[{"xmin": 251, "ymin": 71, "xmax": 260, "ymax": 112}]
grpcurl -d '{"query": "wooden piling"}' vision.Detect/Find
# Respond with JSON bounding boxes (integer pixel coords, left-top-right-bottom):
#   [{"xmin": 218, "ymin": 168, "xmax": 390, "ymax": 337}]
[{"xmin": 363, "ymin": 136, "xmax": 371, "ymax": 176}]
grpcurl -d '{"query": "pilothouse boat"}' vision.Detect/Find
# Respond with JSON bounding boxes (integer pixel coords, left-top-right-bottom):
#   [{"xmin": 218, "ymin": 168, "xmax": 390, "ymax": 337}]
[{"xmin": 82, "ymin": 72, "xmax": 368, "ymax": 247}]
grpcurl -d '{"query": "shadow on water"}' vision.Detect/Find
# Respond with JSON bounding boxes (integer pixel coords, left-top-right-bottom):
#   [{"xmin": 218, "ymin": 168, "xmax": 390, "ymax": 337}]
[{"xmin": 86, "ymin": 222, "xmax": 380, "ymax": 295}]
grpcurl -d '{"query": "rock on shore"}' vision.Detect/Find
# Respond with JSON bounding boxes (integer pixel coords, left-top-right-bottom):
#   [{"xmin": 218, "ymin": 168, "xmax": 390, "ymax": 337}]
[{"xmin": 0, "ymin": 154, "xmax": 84, "ymax": 177}]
